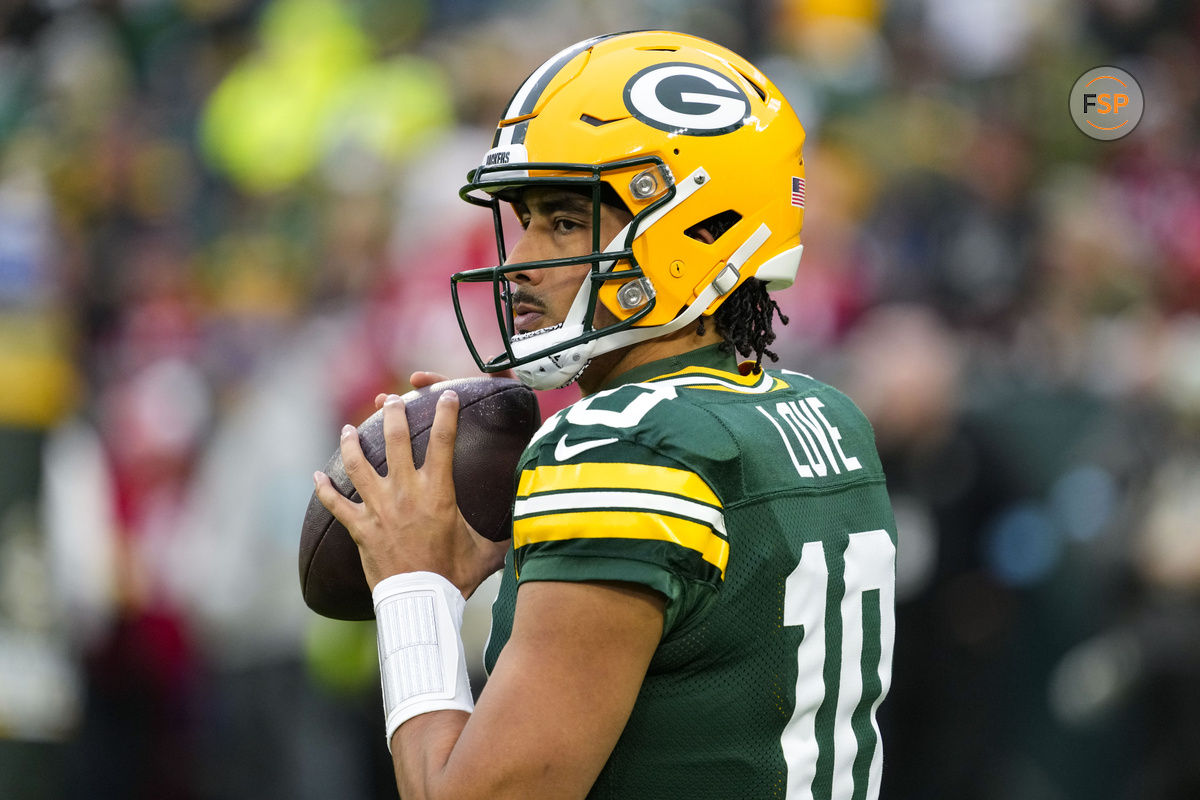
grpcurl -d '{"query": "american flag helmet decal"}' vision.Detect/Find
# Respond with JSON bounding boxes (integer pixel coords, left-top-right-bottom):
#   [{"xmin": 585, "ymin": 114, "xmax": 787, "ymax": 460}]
[{"xmin": 791, "ymin": 176, "xmax": 806, "ymax": 208}]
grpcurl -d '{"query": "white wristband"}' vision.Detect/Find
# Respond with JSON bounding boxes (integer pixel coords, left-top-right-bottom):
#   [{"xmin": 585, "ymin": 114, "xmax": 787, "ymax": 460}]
[{"xmin": 373, "ymin": 571, "xmax": 474, "ymax": 750}]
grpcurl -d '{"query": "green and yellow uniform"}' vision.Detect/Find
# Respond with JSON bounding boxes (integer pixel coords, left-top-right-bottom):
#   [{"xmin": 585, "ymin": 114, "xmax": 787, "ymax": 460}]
[{"xmin": 485, "ymin": 345, "xmax": 897, "ymax": 800}]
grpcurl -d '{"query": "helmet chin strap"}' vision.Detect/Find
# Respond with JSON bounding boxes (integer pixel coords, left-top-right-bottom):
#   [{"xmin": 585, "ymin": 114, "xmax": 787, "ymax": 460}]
[
  {"xmin": 510, "ymin": 244, "xmax": 611, "ymax": 389},
  {"xmin": 510, "ymin": 261, "xmax": 606, "ymax": 390},
  {"xmin": 512, "ymin": 221, "xmax": 773, "ymax": 391},
  {"xmin": 508, "ymin": 168, "xmax": 708, "ymax": 391}
]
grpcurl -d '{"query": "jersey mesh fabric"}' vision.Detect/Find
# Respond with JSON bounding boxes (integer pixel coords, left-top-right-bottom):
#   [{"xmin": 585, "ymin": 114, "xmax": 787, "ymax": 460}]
[{"xmin": 484, "ymin": 347, "xmax": 896, "ymax": 799}]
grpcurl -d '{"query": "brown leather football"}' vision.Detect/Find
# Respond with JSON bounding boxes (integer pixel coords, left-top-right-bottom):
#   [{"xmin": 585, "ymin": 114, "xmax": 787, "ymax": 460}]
[{"xmin": 299, "ymin": 377, "xmax": 539, "ymax": 620}]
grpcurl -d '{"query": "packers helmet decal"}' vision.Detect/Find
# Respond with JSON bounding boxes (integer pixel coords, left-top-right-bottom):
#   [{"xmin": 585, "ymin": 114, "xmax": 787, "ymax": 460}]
[
  {"xmin": 623, "ymin": 63, "xmax": 751, "ymax": 136},
  {"xmin": 452, "ymin": 30, "xmax": 807, "ymax": 390}
]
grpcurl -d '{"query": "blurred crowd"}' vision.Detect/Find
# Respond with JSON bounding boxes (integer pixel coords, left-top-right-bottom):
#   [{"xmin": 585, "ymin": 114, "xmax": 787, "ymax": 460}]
[{"xmin": 0, "ymin": 0, "xmax": 1197, "ymax": 798}]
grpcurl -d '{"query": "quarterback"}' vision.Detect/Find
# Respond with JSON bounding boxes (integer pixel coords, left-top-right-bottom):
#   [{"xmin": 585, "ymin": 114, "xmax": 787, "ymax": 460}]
[{"xmin": 314, "ymin": 30, "xmax": 898, "ymax": 800}]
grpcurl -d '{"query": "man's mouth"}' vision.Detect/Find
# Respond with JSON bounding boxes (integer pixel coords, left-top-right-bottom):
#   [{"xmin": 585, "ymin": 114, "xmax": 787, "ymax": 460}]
[{"xmin": 511, "ymin": 294, "xmax": 547, "ymax": 334}]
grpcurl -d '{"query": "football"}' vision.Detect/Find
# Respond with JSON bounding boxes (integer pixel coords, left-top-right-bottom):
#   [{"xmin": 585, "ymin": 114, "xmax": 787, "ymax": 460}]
[{"xmin": 299, "ymin": 377, "xmax": 540, "ymax": 621}]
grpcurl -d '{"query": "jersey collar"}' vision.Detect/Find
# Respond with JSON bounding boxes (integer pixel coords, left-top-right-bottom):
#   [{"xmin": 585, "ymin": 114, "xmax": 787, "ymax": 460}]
[{"xmin": 595, "ymin": 344, "xmax": 741, "ymax": 393}]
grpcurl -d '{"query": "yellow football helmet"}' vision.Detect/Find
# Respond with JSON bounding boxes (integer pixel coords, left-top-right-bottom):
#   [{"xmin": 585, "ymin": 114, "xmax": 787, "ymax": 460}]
[{"xmin": 452, "ymin": 30, "xmax": 807, "ymax": 389}]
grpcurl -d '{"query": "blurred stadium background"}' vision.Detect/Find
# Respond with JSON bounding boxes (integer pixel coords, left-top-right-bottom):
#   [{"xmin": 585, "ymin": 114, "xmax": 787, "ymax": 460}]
[{"xmin": 0, "ymin": 0, "xmax": 1198, "ymax": 798}]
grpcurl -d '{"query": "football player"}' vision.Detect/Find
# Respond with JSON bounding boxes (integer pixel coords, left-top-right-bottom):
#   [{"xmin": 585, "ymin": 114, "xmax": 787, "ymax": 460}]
[{"xmin": 315, "ymin": 30, "xmax": 898, "ymax": 800}]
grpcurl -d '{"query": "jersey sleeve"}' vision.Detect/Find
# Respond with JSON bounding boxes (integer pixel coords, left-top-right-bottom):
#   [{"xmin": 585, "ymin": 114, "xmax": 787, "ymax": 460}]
[{"xmin": 511, "ymin": 435, "xmax": 727, "ymax": 636}]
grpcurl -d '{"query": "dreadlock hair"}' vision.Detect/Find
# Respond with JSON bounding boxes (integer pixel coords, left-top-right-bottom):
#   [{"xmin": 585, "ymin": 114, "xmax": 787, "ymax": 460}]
[
  {"xmin": 697, "ymin": 279, "xmax": 790, "ymax": 372},
  {"xmin": 688, "ymin": 210, "xmax": 791, "ymax": 373}
]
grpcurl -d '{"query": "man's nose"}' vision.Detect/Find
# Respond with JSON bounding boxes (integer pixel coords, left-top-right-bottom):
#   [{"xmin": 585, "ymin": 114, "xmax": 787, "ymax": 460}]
[{"xmin": 504, "ymin": 232, "xmax": 545, "ymax": 284}]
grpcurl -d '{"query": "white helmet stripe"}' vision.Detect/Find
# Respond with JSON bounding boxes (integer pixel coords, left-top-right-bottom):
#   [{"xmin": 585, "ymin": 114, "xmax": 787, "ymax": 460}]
[{"xmin": 496, "ymin": 33, "xmax": 619, "ymax": 148}]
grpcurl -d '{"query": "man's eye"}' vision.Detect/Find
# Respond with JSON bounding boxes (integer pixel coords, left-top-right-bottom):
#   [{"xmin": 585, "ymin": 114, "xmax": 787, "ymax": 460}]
[{"xmin": 555, "ymin": 218, "xmax": 583, "ymax": 233}]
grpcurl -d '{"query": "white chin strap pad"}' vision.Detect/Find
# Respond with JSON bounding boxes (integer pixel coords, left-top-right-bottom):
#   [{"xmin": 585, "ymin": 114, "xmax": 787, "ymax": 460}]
[{"xmin": 511, "ymin": 322, "xmax": 596, "ymax": 390}]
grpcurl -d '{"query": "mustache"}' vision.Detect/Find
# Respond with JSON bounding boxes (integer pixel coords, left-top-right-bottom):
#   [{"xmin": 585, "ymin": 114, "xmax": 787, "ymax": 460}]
[{"xmin": 508, "ymin": 288, "xmax": 546, "ymax": 313}]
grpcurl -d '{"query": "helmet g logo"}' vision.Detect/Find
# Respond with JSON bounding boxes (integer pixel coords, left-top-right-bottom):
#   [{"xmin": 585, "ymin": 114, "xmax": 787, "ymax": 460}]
[{"xmin": 623, "ymin": 63, "xmax": 751, "ymax": 136}]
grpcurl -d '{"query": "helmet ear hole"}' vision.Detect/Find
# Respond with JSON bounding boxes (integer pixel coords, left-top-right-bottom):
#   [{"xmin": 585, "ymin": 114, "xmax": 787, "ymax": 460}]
[{"xmin": 685, "ymin": 210, "xmax": 742, "ymax": 243}]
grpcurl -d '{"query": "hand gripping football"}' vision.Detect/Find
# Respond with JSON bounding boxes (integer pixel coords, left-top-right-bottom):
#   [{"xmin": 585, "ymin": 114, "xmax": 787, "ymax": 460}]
[{"xmin": 299, "ymin": 377, "xmax": 540, "ymax": 620}]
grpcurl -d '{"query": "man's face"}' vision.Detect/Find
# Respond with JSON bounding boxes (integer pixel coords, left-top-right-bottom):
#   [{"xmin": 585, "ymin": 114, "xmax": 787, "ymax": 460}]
[{"xmin": 505, "ymin": 187, "xmax": 633, "ymax": 334}]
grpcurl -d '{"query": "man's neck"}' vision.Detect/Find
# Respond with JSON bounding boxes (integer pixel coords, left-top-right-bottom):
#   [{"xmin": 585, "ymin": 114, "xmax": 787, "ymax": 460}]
[{"xmin": 577, "ymin": 324, "xmax": 725, "ymax": 396}]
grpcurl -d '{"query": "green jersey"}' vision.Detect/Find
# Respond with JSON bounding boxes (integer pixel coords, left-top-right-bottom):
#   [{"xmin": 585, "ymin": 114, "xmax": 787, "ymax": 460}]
[{"xmin": 484, "ymin": 345, "xmax": 897, "ymax": 800}]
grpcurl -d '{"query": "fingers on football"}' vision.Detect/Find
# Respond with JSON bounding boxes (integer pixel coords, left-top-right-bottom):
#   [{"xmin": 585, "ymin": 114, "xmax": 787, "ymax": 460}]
[
  {"xmin": 339, "ymin": 422, "xmax": 381, "ymax": 496},
  {"xmin": 409, "ymin": 371, "xmax": 449, "ymax": 388},
  {"xmin": 382, "ymin": 395, "xmax": 416, "ymax": 474},
  {"xmin": 313, "ymin": 470, "xmax": 356, "ymax": 521},
  {"xmin": 424, "ymin": 390, "xmax": 459, "ymax": 479}
]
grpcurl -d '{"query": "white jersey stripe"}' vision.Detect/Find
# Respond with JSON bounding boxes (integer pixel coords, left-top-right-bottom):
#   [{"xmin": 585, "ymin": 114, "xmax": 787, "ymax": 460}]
[{"xmin": 514, "ymin": 490, "xmax": 727, "ymax": 537}]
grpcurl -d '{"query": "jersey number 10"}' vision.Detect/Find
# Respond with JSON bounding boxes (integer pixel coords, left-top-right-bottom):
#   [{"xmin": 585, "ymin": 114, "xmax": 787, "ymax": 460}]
[{"xmin": 782, "ymin": 529, "xmax": 896, "ymax": 800}]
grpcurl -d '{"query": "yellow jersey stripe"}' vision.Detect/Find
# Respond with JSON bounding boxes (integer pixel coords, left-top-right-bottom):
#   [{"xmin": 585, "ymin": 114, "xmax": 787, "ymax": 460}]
[
  {"xmin": 518, "ymin": 462, "xmax": 720, "ymax": 507},
  {"xmin": 645, "ymin": 365, "xmax": 788, "ymax": 393},
  {"xmin": 514, "ymin": 510, "xmax": 729, "ymax": 576}
]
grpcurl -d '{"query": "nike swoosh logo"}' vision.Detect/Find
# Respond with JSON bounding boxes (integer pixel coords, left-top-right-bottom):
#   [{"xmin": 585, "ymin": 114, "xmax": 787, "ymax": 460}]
[{"xmin": 554, "ymin": 434, "xmax": 619, "ymax": 462}]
